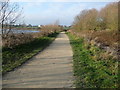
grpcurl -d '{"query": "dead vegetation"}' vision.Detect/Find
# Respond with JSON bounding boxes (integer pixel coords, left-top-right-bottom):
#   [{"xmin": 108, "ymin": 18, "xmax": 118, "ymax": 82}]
[
  {"xmin": 69, "ymin": 30, "xmax": 119, "ymax": 60},
  {"xmin": 2, "ymin": 25, "xmax": 62, "ymax": 48},
  {"xmin": 70, "ymin": 30, "xmax": 119, "ymax": 48},
  {"xmin": 70, "ymin": 2, "xmax": 119, "ymax": 60}
]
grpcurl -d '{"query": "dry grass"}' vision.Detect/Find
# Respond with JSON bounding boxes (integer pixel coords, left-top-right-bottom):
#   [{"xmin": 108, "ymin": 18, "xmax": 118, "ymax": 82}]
[
  {"xmin": 69, "ymin": 30, "xmax": 119, "ymax": 49},
  {"xmin": 2, "ymin": 33, "xmax": 34, "ymax": 48},
  {"xmin": 68, "ymin": 30, "xmax": 119, "ymax": 60},
  {"xmin": 89, "ymin": 30, "xmax": 119, "ymax": 48},
  {"xmin": 2, "ymin": 25, "xmax": 62, "ymax": 48}
]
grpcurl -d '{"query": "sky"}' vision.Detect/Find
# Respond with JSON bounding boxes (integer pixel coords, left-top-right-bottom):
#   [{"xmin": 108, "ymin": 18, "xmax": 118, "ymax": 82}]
[{"xmin": 15, "ymin": 0, "xmax": 117, "ymax": 26}]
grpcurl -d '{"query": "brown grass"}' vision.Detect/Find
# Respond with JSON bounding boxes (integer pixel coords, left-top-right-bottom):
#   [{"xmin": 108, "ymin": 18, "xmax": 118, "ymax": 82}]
[
  {"xmin": 2, "ymin": 33, "xmax": 34, "ymax": 48},
  {"xmin": 2, "ymin": 25, "xmax": 62, "ymax": 48},
  {"xmin": 69, "ymin": 30, "xmax": 119, "ymax": 49}
]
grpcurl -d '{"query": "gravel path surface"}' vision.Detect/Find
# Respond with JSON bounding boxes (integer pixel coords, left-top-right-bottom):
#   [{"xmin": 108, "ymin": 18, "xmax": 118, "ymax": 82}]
[{"xmin": 2, "ymin": 32, "xmax": 74, "ymax": 88}]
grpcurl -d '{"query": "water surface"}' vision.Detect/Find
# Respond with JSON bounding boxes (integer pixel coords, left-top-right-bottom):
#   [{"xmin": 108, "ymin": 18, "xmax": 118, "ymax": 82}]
[{"xmin": 0, "ymin": 29, "xmax": 40, "ymax": 34}]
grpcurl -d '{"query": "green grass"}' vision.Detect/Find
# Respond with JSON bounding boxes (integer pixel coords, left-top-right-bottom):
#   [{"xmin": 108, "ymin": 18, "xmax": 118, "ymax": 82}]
[
  {"xmin": 2, "ymin": 32, "xmax": 59, "ymax": 74},
  {"xmin": 67, "ymin": 32, "xmax": 118, "ymax": 88}
]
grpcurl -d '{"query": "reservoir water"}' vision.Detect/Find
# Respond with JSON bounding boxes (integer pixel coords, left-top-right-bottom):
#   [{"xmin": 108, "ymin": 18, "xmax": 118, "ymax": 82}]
[{"xmin": 0, "ymin": 29, "xmax": 40, "ymax": 34}]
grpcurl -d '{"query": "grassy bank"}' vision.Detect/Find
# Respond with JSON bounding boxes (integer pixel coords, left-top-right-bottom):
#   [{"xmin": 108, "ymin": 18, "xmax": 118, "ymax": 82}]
[
  {"xmin": 67, "ymin": 32, "xmax": 118, "ymax": 88},
  {"xmin": 2, "ymin": 32, "xmax": 59, "ymax": 74}
]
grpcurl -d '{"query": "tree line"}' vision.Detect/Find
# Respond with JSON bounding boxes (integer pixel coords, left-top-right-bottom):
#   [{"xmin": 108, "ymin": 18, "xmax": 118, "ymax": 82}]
[{"xmin": 72, "ymin": 2, "xmax": 118, "ymax": 31}]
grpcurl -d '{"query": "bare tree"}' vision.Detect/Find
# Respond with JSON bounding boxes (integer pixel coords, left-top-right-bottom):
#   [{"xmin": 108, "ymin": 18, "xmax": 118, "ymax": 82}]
[
  {"xmin": 0, "ymin": 0, "xmax": 23, "ymax": 38},
  {"xmin": 72, "ymin": 2, "xmax": 118, "ymax": 31},
  {"xmin": 99, "ymin": 2, "xmax": 118, "ymax": 30}
]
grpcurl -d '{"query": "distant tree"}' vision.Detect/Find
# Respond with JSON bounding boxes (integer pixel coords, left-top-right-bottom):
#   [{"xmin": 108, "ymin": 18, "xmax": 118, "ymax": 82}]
[{"xmin": 28, "ymin": 24, "xmax": 32, "ymax": 27}]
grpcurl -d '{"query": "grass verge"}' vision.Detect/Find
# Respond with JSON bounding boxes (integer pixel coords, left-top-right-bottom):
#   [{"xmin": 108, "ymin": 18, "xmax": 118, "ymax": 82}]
[
  {"xmin": 67, "ymin": 32, "xmax": 118, "ymax": 88},
  {"xmin": 2, "ymin": 32, "xmax": 59, "ymax": 74}
]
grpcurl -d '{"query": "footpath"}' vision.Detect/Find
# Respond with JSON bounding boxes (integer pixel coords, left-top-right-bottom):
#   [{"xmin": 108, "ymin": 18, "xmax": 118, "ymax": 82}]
[{"xmin": 2, "ymin": 32, "xmax": 74, "ymax": 88}]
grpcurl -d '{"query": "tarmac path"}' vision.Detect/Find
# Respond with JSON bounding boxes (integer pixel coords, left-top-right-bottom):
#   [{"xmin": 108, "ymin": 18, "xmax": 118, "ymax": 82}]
[{"xmin": 2, "ymin": 32, "xmax": 74, "ymax": 88}]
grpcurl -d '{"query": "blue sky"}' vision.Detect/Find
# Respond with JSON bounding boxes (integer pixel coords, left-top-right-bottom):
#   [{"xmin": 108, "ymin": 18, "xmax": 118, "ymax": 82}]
[{"xmin": 18, "ymin": 2, "xmax": 114, "ymax": 26}]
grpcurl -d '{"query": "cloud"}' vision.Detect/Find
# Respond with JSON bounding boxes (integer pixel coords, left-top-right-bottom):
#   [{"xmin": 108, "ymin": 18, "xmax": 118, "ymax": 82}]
[
  {"xmin": 22, "ymin": 2, "xmax": 109, "ymax": 26},
  {"xmin": 1, "ymin": 0, "xmax": 117, "ymax": 26}
]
